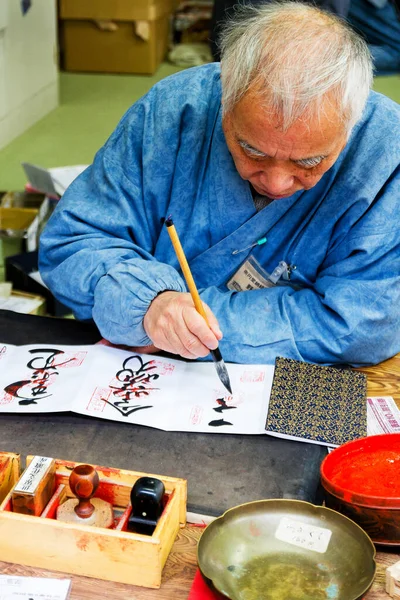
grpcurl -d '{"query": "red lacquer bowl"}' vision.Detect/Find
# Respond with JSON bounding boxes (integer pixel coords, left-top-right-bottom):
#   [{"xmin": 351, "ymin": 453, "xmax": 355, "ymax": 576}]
[{"xmin": 321, "ymin": 434, "xmax": 400, "ymax": 545}]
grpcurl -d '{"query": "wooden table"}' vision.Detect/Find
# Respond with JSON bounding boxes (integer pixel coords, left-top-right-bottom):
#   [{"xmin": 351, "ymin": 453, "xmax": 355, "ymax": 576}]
[{"xmin": 1, "ymin": 354, "xmax": 400, "ymax": 599}]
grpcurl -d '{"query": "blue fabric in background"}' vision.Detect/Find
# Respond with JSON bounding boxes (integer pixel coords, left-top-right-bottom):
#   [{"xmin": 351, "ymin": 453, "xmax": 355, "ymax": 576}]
[
  {"xmin": 21, "ymin": 0, "xmax": 31, "ymax": 16},
  {"xmin": 349, "ymin": 0, "xmax": 400, "ymax": 73},
  {"xmin": 39, "ymin": 64, "xmax": 400, "ymax": 367},
  {"xmin": 210, "ymin": 0, "xmax": 400, "ymax": 73}
]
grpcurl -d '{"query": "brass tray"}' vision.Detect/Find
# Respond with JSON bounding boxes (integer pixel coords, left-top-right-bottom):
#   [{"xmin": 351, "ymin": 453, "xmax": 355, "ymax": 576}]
[{"xmin": 198, "ymin": 499, "xmax": 376, "ymax": 600}]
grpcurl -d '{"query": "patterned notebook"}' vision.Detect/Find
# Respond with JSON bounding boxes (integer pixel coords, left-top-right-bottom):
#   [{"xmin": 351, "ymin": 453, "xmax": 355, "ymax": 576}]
[{"xmin": 265, "ymin": 357, "xmax": 367, "ymax": 447}]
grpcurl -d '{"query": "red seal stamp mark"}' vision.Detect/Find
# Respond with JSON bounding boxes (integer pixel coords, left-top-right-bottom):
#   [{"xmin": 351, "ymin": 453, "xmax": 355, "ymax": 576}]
[
  {"xmin": 86, "ymin": 387, "xmax": 112, "ymax": 412},
  {"xmin": 190, "ymin": 405, "xmax": 203, "ymax": 425},
  {"xmin": 149, "ymin": 360, "xmax": 175, "ymax": 376},
  {"xmin": 240, "ymin": 370, "xmax": 265, "ymax": 383},
  {"xmin": 55, "ymin": 351, "xmax": 87, "ymax": 369},
  {"xmin": 0, "ymin": 392, "xmax": 14, "ymax": 405}
]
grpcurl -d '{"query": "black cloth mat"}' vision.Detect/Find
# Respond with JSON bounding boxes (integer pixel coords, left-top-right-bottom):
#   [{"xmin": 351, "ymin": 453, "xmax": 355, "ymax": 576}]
[
  {"xmin": 0, "ymin": 309, "xmax": 326, "ymax": 515},
  {"xmin": 0, "ymin": 309, "xmax": 101, "ymax": 345}
]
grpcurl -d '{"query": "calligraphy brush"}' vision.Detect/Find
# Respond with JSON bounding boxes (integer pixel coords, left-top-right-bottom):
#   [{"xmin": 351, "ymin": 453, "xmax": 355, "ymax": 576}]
[{"xmin": 165, "ymin": 217, "xmax": 233, "ymax": 395}]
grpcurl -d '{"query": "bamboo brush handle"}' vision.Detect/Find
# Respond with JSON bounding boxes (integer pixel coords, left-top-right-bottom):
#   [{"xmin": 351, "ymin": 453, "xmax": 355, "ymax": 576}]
[{"xmin": 165, "ymin": 219, "xmax": 210, "ymax": 325}]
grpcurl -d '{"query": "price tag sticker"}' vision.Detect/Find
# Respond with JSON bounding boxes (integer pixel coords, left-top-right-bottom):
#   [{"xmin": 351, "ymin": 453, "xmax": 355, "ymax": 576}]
[{"xmin": 275, "ymin": 517, "xmax": 332, "ymax": 554}]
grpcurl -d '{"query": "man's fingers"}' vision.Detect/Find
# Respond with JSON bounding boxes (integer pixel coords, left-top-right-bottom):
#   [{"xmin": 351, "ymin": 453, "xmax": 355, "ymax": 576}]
[
  {"xmin": 183, "ymin": 306, "xmax": 219, "ymax": 351},
  {"xmin": 203, "ymin": 303, "xmax": 223, "ymax": 340},
  {"xmin": 128, "ymin": 344, "xmax": 159, "ymax": 354},
  {"xmin": 163, "ymin": 324, "xmax": 199, "ymax": 360},
  {"xmin": 143, "ymin": 291, "xmax": 222, "ymax": 360},
  {"xmin": 176, "ymin": 310, "xmax": 211, "ymax": 357},
  {"xmin": 150, "ymin": 323, "xmax": 189, "ymax": 358}
]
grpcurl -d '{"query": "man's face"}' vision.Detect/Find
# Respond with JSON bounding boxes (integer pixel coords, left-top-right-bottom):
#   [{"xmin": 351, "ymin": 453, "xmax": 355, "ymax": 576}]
[{"xmin": 222, "ymin": 89, "xmax": 348, "ymax": 200}]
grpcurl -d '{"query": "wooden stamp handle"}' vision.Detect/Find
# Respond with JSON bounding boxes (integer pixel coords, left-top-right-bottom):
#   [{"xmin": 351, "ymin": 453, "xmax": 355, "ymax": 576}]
[{"xmin": 69, "ymin": 464, "xmax": 99, "ymax": 519}]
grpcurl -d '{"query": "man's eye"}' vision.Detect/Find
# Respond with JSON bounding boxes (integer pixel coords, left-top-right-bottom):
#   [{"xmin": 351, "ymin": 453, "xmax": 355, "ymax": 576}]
[
  {"xmin": 295, "ymin": 158, "xmax": 323, "ymax": 169},
  {"xmin": 244, "ymin": 149, "xmax": 265, "ymax": 160}
]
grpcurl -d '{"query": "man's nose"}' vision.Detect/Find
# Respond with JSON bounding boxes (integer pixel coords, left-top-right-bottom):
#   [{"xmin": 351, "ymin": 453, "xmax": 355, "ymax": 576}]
[{"xmin": 258, "ymin": 167, "xmax": 295, "ymax": 196}]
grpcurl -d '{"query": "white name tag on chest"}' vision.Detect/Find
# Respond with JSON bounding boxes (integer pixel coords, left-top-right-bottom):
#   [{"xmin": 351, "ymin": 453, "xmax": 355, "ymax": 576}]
[{"xmin": 227, "ymin": 259, "xmax": 275, "ymax": 291}]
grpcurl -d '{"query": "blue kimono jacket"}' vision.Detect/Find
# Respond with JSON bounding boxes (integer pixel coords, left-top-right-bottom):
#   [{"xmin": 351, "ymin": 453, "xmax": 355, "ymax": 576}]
[{"xmin": 39, "ymin": 64, "xmax": 400, "ymax": 366}]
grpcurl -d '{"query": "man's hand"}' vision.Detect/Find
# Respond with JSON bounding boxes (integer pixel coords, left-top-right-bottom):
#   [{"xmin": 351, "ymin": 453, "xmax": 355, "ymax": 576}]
[
  {"xmin": 143, "ymin": 291, "xmax": 222, "ymax": 359},
  {"xmin": 128, "ymin": 344, "xmax": 159, "ymax": 354}
]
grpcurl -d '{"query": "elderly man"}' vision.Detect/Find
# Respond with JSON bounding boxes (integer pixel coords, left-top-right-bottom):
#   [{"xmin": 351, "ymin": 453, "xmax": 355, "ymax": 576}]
[{"xmin": 39, "ymin": 2, "xmax": 400, "ymax": 367}]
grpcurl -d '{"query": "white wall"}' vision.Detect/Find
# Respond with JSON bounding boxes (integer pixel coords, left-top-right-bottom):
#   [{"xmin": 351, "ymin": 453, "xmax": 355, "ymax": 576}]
[{"xmin": 0, "ymin": 0, "xmax": 59, "ymax": 150}]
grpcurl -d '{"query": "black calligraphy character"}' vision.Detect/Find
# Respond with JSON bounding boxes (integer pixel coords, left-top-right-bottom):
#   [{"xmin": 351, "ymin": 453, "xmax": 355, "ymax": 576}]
[
  {"xmin": 106, "ymin": 354, "xmax": 161, "ymax": 417},
  {"xmin": 208, "ymin": 419, "xmax": 234, "ymax": 427},
  {"xmin": 115, "ymin": 355, "xmax": 159, "ymax": 383},
  {"xmin": 103, "ymin": 399, "xmax": 153, "ymax": 418},
  {"xmin": 26, "ymin": 348, "xmax": 68, "ymax": 370},
  {"xmin": 3, "ymin": 378, "xmax": 53, "ymax": 404},
  {"xmin": 4, "ymin": 381, "xmax": 34, "ymax": 402},
  {"xmin": 213, "ymin": 397, "xmax": 237, "ymax": 413},
  {"xmin": 3, "ymin": 348, "xmax": 68, "ymax": 404}
]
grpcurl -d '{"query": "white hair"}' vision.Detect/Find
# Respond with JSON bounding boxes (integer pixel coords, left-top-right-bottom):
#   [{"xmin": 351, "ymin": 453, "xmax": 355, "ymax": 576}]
[{"xmin": 220, "ymin": 2, "xmax": 373, "ymax": 134}]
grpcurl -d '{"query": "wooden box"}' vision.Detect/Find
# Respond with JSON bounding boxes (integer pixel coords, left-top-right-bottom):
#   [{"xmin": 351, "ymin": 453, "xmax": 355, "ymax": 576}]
[
  {"xmin": 0, "ymin": 452, "xmax": 20, "ymax": 503},
  {"xmin": 0, "ymin": 455, "xmax": 187, "ymax": 588}
]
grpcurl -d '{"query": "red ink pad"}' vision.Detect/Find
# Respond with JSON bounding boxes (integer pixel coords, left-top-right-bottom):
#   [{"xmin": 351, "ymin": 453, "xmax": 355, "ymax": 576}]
[{"xmin": 321, "ymin": 434, "xmax": 400, "ymax": 545}]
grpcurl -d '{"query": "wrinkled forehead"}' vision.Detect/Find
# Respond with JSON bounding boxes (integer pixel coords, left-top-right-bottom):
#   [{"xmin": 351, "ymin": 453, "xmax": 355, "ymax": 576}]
[{"xmin": 224, "ymin": 88, "xmax": 347, "ymax": 156}]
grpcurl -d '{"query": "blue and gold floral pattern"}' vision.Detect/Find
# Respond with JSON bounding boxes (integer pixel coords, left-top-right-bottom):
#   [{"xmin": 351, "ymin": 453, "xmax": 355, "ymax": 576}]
[{"xmin": 266, "ymin": 357, "xmax": 367, "ymax": 446}]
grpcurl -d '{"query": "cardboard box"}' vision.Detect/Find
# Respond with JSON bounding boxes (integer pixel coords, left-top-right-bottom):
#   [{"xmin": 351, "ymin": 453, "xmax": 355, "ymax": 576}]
[
  {"xmin": 0, "ymin": 208, "xmax": 38, "ymax": 237},
  {"xmin": 0, "ymin": 192, "xmax": 54, "ymax": 253},
  {"xmin": 5, "ymin": 251, "xmax": 70, "ymax": 317},
  {"xmin": 0, "ymin": 207, "xmax": 39, "ymax": 258},
  {"xmin": 0, "ymin": 191, "xmax": 48, "ymax": 211},
  {"xmin": 59, "ymin": 0, "xmax": 174, "ymax": 75}
]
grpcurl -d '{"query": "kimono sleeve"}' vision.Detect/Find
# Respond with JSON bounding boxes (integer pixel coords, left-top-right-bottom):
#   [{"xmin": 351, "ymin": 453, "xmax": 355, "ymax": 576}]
[{"xmin": 39, "ymin": 95, "xmax": 186, "ymax": 346}]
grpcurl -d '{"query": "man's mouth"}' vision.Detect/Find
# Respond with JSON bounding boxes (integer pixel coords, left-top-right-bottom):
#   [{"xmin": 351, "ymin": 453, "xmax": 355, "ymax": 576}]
[{"xmin": 252, "ymin": 183, "xmax": 291, "ymax": 199}]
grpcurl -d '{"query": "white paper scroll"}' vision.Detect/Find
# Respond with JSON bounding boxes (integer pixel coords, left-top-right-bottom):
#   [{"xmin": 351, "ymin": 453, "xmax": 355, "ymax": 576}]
[{"xmin": 0, "ymin": 343, "xmax": 274, "ymax": 435}]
